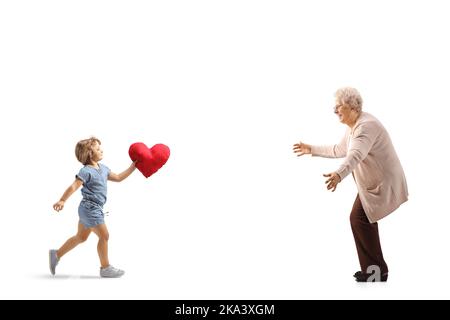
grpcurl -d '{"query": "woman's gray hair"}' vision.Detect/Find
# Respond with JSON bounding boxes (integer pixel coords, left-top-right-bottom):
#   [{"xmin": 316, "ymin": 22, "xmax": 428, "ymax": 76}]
[{"xmin": 335, "ymin": 87, "xmax": 363, "ymax": 113}]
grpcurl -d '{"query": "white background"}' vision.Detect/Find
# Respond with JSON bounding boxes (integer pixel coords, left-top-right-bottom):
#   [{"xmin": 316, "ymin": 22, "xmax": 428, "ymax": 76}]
[{"xmin": 1, "ymin": 0, "xmax": 449, "ymax": 299}]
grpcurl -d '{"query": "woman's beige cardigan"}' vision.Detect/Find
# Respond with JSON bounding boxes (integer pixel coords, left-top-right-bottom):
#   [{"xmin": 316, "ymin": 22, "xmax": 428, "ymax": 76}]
[{"xmin": 311, "ymin": 112, "xmax": 408, "ymax": 223}]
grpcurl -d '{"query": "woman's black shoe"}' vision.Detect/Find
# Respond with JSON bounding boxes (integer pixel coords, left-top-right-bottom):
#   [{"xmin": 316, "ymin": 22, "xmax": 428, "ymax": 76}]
[{"xmin": 354, "ymin": 271, "xmax": 388, "ymax": 282}]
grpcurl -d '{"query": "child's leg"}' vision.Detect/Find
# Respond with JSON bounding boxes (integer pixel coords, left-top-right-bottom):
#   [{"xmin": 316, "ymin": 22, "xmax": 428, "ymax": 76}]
[
  {"xmin": 57, "ymin": 222, "xmax": 91, "ymax": 259},
  {"xmin": 92, "ymin": 223, "xmax": 110, "ymax": 268}
]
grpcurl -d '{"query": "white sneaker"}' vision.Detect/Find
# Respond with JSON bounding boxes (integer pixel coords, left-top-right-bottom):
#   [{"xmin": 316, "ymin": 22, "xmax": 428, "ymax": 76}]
[
  {"xmin": 49, "ymin": 249, "xmax": 59, "ymax": 275},
  {"xmin": 100, "ymin": 265, "xmax": 125, "ymax": 278}
]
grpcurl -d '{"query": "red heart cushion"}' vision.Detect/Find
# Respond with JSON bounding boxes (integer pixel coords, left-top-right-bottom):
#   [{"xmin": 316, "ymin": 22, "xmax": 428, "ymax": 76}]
[{"xmin": 129, "ymin": 142, "xmax": 170, "ymax": 178}]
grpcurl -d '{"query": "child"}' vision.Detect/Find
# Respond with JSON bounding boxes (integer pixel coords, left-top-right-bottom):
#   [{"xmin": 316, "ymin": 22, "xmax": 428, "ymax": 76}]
[{"xmin": 50, "ymin": 137, "xmax": 136, "ymax": 278}]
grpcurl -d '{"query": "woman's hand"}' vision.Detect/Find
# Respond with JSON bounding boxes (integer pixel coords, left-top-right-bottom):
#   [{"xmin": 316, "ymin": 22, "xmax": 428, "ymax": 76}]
[
  {"xmin": 293, "ymin": 142, "xmax": 312, "ymax": 156},
  {"xmin": 53, "ymin": 200, "xmax": 65, "ymax": 212},
  {"xmin": 323, "ymin": 172, "xmax": 341, "ymax": 192}
]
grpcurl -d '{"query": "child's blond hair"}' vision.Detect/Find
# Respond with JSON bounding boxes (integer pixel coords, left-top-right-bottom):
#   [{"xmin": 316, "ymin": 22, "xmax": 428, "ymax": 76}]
[{"xmin": 75, "ymin": 137, "xmax": 101, "ymax": 165}]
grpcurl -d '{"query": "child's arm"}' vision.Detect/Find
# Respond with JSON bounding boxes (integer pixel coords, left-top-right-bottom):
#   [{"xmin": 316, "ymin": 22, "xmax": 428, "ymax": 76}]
[
  {"xmin": 108, "ymin": 162, "xmax": 136, "ymax": 182},
  {"xmin": 53, "ymin": 179, "xmax": 83, "ymax": 212}
]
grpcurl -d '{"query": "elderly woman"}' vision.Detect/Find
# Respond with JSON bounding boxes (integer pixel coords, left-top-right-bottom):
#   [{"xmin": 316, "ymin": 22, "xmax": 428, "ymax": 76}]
[{"xmin": 293, "ymin": 87, "xmax": 408, "ymax": 282}]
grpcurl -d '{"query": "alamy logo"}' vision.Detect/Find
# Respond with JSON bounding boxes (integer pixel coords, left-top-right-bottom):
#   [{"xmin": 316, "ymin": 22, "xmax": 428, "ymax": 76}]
[{"xmin": 366, "ymin": 265, "xmax": 381, "ymax": 282}]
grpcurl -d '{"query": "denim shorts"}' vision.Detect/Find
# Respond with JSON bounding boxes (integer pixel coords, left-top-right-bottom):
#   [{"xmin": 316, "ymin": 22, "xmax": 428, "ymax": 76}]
[{"xmin": 78, "ymin": 200, "xmax": 105, "ymax": 228}]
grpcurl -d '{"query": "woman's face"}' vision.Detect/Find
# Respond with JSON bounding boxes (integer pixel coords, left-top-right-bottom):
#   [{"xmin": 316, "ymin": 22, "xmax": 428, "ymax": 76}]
[{"xmin": 334, "ymin": 100, "xmax": 353, "ymax": 125}]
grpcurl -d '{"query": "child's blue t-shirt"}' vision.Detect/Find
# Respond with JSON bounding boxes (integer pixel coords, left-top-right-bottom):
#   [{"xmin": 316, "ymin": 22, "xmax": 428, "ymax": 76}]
[{"xmin": 76, "ymin": 163, "xmax": 111, "ymax": 207}]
